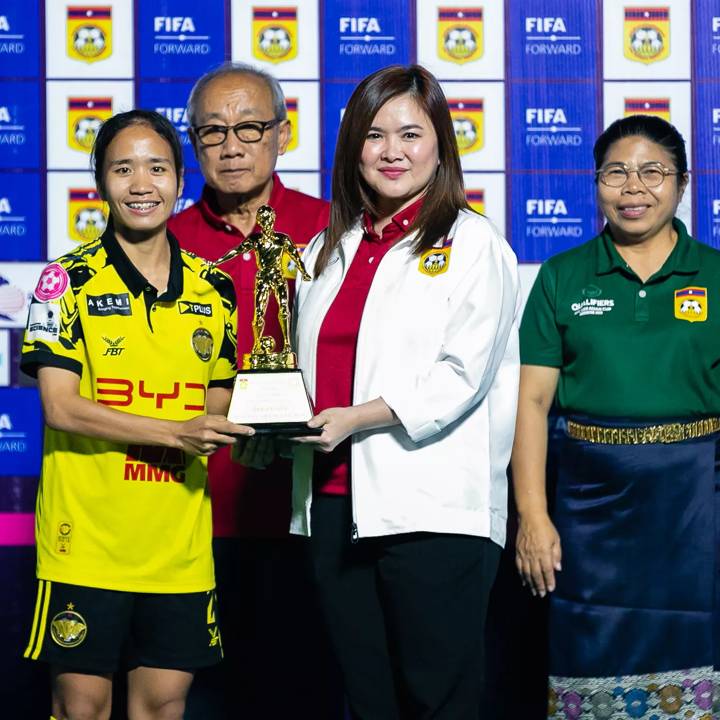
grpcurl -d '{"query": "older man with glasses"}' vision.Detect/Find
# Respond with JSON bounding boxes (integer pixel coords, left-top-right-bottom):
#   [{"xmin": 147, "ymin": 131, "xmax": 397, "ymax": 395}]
[{"xmin": 168, "ymin": 62, "xmax": 336, "ymax": 720}]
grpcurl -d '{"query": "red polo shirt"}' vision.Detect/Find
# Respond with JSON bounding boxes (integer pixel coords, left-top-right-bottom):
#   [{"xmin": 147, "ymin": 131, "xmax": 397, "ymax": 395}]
[
  {"xmin": 314, "ymin": 197, "xmax": 424, "ymax": 496},
  {"xmin": 169, "ymin": 174, "xmax": 329, "ymax": 537}
]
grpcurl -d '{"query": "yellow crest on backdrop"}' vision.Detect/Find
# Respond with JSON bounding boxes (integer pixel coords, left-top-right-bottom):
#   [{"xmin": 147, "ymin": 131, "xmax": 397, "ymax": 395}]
[
  {"xmin": 624, "ymin": 97, "xmax": 670, "ymax": 121},
  {"xmin": 437, "ymin": 7, "xmax": 483, "ymax": 64},
  {"xmin": 285, "ymin": 98, "xmax": 298, "ymax": 153},
  {"xmin": 67, "ymin": 97, "xmax": 112, "ymax": 153},
  {"xmin": 253, "ymin": 7, "xmax": 298, "ymax": 63},
  {"xmin": 67, "ymin": 6, "xmax": 112, "ymax": 63},
  {"xmin": 624, "ymin": 7, "xmax": 670, "ymax": 64},
  {"xmin": 68, "ymin": 188, "xmax": 108, "ymax": 244},
  {"xmin": 448, "ymin": 99, "xmax": 484, "ymax": 155}
]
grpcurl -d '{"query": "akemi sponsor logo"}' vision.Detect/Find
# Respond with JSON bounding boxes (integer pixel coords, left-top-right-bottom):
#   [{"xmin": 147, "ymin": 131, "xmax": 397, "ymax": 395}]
[
  {"xmin": 571, "ymin": 297, "xmax": 615, "ymax": 317},
  {"xmin": 525, "ymin": 16, "xmax": 581, "ymax": 56},
  {"xmin": 525, "ymin": 108, "xmax": 582, "ymax": 147},
  {"xmin": 0, "ymin": 196, "xmax": 26, "ymax": 238},
  {"xmin": 526, "ymin": 199, "xmax": 582, "ymax": 239},
  {"xmin": 153, "ymin": 16, "xmax": 211, "ymax": 56},
  {"xmin": 86, "ymin": 292, "xmax": 131, "ymax": 317},
  {"xmin": 0, "ymin": 14, "xmax": 26, "ymax": 55},
  {"xmin": 338, "ymin": 16, "xmax": 396, "ymax": 56},
  {"xmin": 0, "ymin": 105, "xmax": 25, "ymax": 147}
]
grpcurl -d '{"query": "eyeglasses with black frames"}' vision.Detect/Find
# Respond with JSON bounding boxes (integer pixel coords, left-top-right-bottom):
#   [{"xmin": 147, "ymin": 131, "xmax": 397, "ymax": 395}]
[
  {"xmin": 595, "ymin": 162, "xmax": 681, "ymax": 188},
  {"xmin": 192, "ymin": 119, "xmax": 282, "ymax": 146}
]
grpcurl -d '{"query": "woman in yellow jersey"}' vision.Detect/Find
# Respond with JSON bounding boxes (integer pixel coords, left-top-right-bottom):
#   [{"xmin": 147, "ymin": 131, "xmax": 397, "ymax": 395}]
[
  {"xmin": 21, "ymin": 111, "xmax": 253, "ymax": 720},
  {"xmin": 513, "ymin": 115, "xmax": 720, "ymax": 718}
]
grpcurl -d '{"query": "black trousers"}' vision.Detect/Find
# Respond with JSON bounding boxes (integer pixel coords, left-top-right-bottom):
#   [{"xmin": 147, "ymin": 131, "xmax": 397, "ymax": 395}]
[{"xmin": 309, "ymin": 494, "xmax": 501, "ymax": 720}]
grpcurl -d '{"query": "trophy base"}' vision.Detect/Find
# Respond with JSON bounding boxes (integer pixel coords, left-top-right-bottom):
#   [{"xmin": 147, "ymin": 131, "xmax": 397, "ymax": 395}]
[{"xmin": 228, "ymin": 368, "xmax": 321, "ymax": 436}]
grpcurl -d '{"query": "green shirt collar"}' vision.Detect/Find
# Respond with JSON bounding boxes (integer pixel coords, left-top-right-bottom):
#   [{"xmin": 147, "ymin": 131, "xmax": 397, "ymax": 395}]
[{"xmin": 595, "ymin": 218, "xmax": 699, "ymax": 279}]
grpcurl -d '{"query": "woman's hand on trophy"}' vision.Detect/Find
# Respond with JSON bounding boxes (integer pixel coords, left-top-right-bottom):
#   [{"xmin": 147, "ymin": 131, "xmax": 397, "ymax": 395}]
[
  {"xmin": 231, "ymin": 435, "xmax": 277, "ymax": 469},
  {"xmin": 295, "ymin": 407, "xmax": 359, "ymax": 453},
  {"xmin": 177, "ymin": 415, "xmax": 254, "ymax": 457}
]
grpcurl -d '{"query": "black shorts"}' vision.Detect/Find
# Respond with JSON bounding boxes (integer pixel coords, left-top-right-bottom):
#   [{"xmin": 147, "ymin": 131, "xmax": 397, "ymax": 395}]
[{"xmin": 23, "ymin": 580, "xmax": 223, "ymax": 674}]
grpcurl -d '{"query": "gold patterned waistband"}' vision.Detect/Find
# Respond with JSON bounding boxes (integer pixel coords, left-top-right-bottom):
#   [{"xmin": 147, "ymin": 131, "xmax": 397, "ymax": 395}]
[{"xmin": 566, "ymin": 418, "xmax": 720, "ymax": 445}]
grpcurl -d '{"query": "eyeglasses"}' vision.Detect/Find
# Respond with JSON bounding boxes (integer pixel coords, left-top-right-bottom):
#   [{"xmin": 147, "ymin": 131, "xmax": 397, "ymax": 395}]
[
  {"xmin": 192, "ymin": 119, "xmax": 282, "ymax": 146},
  {"xmin": 596, "ymin": 162, "xmax": 681, "ymax": 188}
]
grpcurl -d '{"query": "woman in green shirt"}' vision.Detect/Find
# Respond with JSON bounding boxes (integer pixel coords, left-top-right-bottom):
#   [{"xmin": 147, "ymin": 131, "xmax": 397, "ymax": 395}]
[{"xmin": 513, "ymin": 115, "xmax": 720, "ymax": 719}]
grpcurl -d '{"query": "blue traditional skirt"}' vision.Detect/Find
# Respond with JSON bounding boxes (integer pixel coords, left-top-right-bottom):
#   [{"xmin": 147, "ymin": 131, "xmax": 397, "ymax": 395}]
[{"xmin": 548, "ymin": 416, "xmax": 720, "ymax": 720}]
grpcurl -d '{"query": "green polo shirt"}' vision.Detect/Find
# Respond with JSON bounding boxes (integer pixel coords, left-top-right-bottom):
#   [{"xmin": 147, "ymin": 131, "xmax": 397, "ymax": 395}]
[{"xmin": 520, "ymin": 219, "xmax": 720, "ymax": 419}]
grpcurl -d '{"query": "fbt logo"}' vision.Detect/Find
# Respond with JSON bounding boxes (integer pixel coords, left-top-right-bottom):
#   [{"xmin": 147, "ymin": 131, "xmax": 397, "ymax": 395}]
[
  {"xmin": 338, "ymin": 16, "xmax": 395, "ymax": 56},
  {"xmin": 525, "ymin": 108, "xmax": 581, "ymax": 146},
  {"xmin": 153, "ymin": 15, "xmax": 210, "ymax": 55},
  {"xmin": 526, "ymin": 198, "xmax": 582, "ymax": 238},
  {"xmin": 524, "ymin": 15, "xmax": 581, "ymax": 56}
]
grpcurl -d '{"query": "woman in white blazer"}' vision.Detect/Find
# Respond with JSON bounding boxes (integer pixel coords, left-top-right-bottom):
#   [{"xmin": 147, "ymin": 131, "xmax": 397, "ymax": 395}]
[{"xmin": 292, "ymin": 65, "xmax": 520, "ymax": 720}]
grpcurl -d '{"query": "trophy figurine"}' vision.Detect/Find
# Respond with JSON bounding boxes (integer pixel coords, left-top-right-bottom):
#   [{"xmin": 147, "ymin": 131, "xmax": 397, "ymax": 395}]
[{"xmin": 209, "ymin": 205, "xmax": 318, "ymax": 435}]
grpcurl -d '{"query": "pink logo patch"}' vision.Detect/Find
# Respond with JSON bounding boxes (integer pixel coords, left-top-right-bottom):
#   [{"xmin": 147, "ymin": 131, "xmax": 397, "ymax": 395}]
[{"xmin": 34, "ymin": 263, "xmax": 69, "ymax": 302}]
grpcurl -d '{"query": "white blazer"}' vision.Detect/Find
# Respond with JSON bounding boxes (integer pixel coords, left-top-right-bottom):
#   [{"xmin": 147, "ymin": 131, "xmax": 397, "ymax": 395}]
[{"xmin": 291, "ymin": 209, "xmax": 520, "ymax": 547}]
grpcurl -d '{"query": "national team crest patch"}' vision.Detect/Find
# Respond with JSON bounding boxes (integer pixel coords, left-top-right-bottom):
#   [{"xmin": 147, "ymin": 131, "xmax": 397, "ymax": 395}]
[
  {"xmin": 253, "ymin": 7, "xmax": 298, "ymax": 63},
  {"xmin": 51, "ymin": 604, "xmax": 88, "ymax": 648},
  {"xmin": 67, "ymin": 6, "xmax": 112, "ymax": 63},
  {"xmin": 624, "ymin": 97, "xmax": 670, "ymax": 121},
  {"xmin": 285, "ymin": 97, "xmax": 298, "ymax": 152},
  {"xmin": 67, "ymin": 97, "xmax": 112, "ymax": 153},
  {"xmin": 624, "ymin": 7, "xmax": 670, "ymax": 64},
  {"xmin": 448, "ymin": 99, "xmax": 484, "ymax": 155},
  {"xmin": 465, "ymin": 189, "xmax": 485, "ymax": 214},
  {"xmin": 419, "ymin": 237, "xmax": 453, "ymax": 277},
  {"xmin": 68, "ymin": 188, "xmax": 107, "ymax": 243},
  {"xmin": 34, "ymin": 263, "xmax": 70, "ymax": 302},
  {"xmin": 192, "ymin": 328, "xmax": 214, "ymax": 361},
  {"xmin": 674, "ymin": 287, "xmax": 707, "ymax": 322},
  {"xmin": 437, "ymin": 7, "xmax": 483, "ymax": 64}
]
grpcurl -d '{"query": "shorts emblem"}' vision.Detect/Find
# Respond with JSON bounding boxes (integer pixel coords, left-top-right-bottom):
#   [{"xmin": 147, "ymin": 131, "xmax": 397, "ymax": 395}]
[
  {"xmin": 50, "ymin": 603, "xmax": 87, "ymax": 648},
  {"xmin": 192, "ymin": 328, "xmax": 214, "ymax": 361}
]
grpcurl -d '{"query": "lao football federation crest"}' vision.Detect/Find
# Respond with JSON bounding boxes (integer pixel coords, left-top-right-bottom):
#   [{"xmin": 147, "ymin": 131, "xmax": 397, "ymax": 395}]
[
  {"xmin": 437, "ymin": 7, "xmax": 483, "ymax": 64},
  {"xmin": 465, "ymin": 189, "xmax": 485, "ymax": 214},
  {"xmin": 67, "ymin": 97, "xmax": 112, "ymax": 153},
  {"xmin": 67, "ymin": 6, "xmax": 112, "ymax": 63},
  {"xmin": 253, "ymin": 7, "xmax": 298, "ymax": 63},
  {"xmin": 448, "ymin": 99, "xmax": 484, "ymax": 155},
  {"xmin": 285, "ymin": 98, "xmax": 298, "ymax": 153},
  {"xmin": 51, "ymin": 604, "xmax": 88, "ymax": 648},
  {"xmin": 419, "ymin": 237, "xmax": 453, "ymax": 277},
  {"xmin": 68, "ymin": 189, "xmax": 107, "ymax": 243},
  {"xmin": 674, "ymin": 287, "xmax": 707, "ymax": 322},
  {"xmin": 624, "ymin": 7, "xmax": 670, "ymax": 64},
  {"xmin": 624, "ymin": 98, "xmax": 670, "ymax": 121}
]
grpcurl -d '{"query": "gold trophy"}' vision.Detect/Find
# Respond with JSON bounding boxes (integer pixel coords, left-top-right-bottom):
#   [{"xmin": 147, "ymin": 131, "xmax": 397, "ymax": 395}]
[{"xmin": 210, "ymin": 205, "xmax": 317, "ymax": 435}]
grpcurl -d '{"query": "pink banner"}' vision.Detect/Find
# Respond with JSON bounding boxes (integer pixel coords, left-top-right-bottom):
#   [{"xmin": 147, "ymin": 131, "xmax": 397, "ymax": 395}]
[{"xmin": 0, "ymin": 513, "xmax": 35, "ymax": 546}]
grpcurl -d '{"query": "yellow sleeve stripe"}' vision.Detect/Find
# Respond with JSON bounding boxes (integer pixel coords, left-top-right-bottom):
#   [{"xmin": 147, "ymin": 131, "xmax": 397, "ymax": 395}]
[{"xmin": 23, "ymin": 580, "xmax": 52, "ymax": 660}]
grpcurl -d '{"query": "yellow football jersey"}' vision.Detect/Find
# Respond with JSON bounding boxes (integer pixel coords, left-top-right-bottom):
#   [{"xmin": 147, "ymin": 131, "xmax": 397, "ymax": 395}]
[{"xmin": 21, "ymin": 229, "xmax": 237, "ymax": 593}]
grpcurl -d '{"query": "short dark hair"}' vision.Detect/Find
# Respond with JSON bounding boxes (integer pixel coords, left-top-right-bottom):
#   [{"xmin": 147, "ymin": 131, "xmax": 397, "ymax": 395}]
[
  {"xmin": 316, "ymin": 64, "xmax": 468, "ymax": 275},
  {"xmin": 91, "ymin": 110, "xmax": 184, "ymax": 195},
  {"xmin": 593, "ymin": 115, "xmax": 688, "ymax": 177}
]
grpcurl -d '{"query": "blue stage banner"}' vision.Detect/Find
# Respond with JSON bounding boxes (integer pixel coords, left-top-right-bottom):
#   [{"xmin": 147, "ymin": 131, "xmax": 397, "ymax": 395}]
[
  {"xmin": 174, "ymin": 171, "xmax": 207, "ymax": 216},
  {"xmin": 693, "ymin": 0, "xmax": 720, "ymax": 81},
  {"xmin": 322, "ymin": 81, "xmax": 357, "ymax": 196},
  {"xmin": 510, "ymin": 173, "xmax": 597, "ymax": 262},
  {"xmin": 0, "ymin": 173, "xmax": 42, "ymax": 261},
  {"xmin": 0, "ymin": 81, "xmax": 41, "ymax": 170},
  {"xmin": 137, "ymin": 0, "xmax": 226, "ymax": 79},
  {"xmin": 137, "ymin": 81, "xmax": 197, "ymax": 170},
  {"xmin": 695, "ymin": 174, "xmax": 720, "ymax": 249},
  {"xmin": 509, "ymin": 82, "xmax": 598, "ymax": 171},
  {"xmin": 508, "ymin": 0, "xmax": 598, "ymax": 79},
  {"xmin": 323, "ymin": 0, "xmax": 412, "ymax": 80},
  {"xmin": 0, "ymin": 2, "xmax": 40, "ymax": 77},
  {"xmin": 693, "ymin": 82, "xmax": 720, "ymax": 173},
  {"xmin": 0, "ymin": 387, "xmax": 42, "ymax": 477}
]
